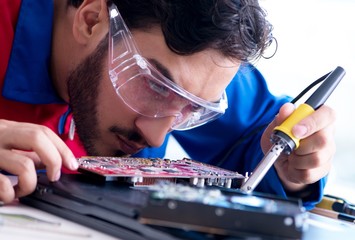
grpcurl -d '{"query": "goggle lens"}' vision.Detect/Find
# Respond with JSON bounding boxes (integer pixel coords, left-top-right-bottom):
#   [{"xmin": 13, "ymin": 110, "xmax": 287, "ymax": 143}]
[{"xmin": 108, "ymin": 3, "xmax": 227, "ymax": 130}]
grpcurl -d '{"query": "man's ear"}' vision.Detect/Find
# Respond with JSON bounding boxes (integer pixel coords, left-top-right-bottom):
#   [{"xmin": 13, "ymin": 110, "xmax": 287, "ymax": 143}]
[{"xmin": 72, "ymin": 0, "xmax": 108, "ymax": 45}]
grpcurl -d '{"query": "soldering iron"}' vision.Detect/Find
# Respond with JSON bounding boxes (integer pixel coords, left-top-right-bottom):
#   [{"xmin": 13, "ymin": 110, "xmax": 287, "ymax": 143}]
[{"xmin": 240, "ymin": 66, "xmax": 346, "ymax": 193}]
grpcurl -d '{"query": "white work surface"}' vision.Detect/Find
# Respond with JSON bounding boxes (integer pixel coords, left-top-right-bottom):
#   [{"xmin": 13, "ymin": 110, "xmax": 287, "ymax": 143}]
[{"xmin": 0, "ymin": 201, "xmax": 118, "ymax": 240}]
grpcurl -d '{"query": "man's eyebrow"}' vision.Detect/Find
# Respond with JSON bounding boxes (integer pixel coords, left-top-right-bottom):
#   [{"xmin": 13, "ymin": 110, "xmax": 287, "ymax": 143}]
[{"xmin": 148, "ymin": 58, "xmax": 176, "ymax": 83}]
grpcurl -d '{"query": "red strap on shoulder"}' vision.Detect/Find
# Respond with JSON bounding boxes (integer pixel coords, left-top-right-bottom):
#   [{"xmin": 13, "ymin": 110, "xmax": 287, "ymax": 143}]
[{"xmin": 0, "ymin": 0, "xmax": 22, "ymax": 84}]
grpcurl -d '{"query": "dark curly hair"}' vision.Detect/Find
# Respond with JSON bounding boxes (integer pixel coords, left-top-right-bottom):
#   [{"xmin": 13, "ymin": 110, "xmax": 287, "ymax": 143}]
[{"xmin": 67, "ymin": 0, "xmax": 273, "ymax": 62}]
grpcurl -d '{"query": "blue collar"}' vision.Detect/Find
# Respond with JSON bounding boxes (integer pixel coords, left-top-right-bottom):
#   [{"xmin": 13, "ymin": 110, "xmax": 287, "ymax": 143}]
[{"xmin": 2, "ymin": 0, "xmax": 64, "ymax": 104}]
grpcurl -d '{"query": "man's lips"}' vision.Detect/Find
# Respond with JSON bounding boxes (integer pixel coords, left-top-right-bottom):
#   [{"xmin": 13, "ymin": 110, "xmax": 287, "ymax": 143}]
[{"xmin": 115, "ymin": 135, "xmax": 144, "ymax": 155}]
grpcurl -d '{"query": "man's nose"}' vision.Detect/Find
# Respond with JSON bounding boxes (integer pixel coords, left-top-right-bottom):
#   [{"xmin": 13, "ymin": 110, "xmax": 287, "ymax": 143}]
[{"xmin": 135, "ymin": 116, "xmax": 176, "ymax": 148}]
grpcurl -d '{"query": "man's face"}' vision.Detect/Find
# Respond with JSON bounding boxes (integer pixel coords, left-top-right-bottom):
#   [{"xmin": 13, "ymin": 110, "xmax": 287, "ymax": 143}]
[{"xmin": 68, "ymin": 27, "xmax": 240, "ymax": 157}]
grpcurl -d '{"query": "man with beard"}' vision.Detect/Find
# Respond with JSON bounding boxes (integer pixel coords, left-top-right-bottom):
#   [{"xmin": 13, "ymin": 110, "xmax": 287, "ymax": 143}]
[{"xmin": 0, "ymin": 0, "xmax": 335, "ymax": 210}]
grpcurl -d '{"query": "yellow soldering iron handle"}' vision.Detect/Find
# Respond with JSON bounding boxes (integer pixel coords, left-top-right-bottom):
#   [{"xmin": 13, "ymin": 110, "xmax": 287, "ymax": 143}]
[
  {"xmin": 273, "ymin": 103, "xmax": 314, "ymax": 149},
  {"xmin": 273, "ymin": 66, "xmax": 345, "ymax": 152}
]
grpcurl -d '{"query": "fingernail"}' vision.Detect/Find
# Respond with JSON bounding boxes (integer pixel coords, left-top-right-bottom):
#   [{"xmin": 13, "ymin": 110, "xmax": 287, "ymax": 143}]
[
  {"xmin": 53, "ymin": 171, "xmax": 61, "ymax": 181},
  {"xmin": 70, "ymin": 158, "xmax": 79, "ymax": 170},
  {"xmin": 293, "ymin": 124, "xmax": 308, "ymax": 138}
]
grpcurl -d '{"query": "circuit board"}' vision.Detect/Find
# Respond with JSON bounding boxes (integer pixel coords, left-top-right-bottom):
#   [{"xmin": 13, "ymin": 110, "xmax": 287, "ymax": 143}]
[{"xmin": 77, "ymin": 156, "xmax": 245, "ymax": 188}]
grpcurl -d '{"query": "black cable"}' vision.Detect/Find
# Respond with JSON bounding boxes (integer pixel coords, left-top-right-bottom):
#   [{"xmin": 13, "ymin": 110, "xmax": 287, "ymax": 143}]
[{"xmin": 291, "ymin": 72, "xmax": 331, "ymax": 104}]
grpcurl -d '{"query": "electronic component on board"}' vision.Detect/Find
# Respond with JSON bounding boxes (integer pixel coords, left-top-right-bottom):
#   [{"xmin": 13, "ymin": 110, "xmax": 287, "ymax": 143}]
[{"xmin": 77, "ymin": 156, "xmax": 245, "ymax": 188}]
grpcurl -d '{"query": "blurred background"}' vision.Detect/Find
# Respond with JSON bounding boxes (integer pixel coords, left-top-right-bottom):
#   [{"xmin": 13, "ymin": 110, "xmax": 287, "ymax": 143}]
[{"xmin": 257, "ymin": 0, "xmax": 355, "ymax": 202}]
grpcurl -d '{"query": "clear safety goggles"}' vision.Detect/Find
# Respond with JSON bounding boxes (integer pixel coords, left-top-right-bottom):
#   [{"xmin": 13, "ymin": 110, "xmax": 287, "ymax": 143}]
[{"xmin": 107, "ymin": 3, "xmax": 228, "ymax": 130}]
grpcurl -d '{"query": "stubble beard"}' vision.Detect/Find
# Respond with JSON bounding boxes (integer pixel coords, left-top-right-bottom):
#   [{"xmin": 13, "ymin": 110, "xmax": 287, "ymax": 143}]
[{"xmin": 67, "ymin": 36, "xmax": 108, "ymax": 156}]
